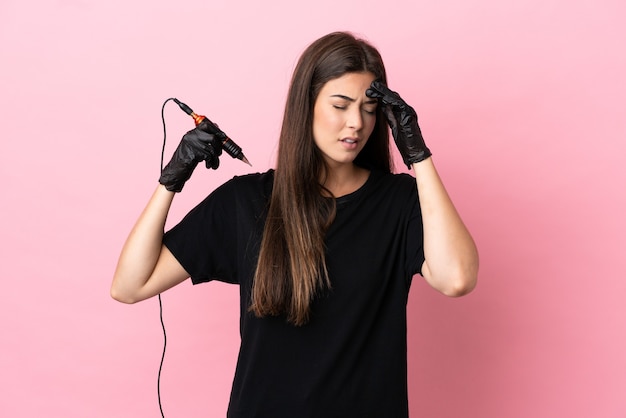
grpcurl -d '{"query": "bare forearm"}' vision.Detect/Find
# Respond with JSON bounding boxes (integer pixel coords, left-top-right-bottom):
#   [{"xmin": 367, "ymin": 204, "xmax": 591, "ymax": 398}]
[
  {"xmin": 111, "ymin": 185, "xmax": 176, "ymax": 302},
  {"xmin": 413, "ymin": 158, "xmax": 478, "ymax": 296}
]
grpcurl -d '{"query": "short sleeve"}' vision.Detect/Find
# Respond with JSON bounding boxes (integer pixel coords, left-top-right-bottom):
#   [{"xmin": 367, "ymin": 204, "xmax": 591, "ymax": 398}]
[
  {"xmin": 404, "ymin": 177, "xmax": 425, "ymax": 278},
  {"xmin": 163, "ymin": 180, "xmax": 239, "ymax": 285}
]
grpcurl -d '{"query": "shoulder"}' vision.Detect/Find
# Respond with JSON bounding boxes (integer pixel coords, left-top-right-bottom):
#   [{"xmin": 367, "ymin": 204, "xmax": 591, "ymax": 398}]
[
  {"xmin": 210, "ymin": 171, "xmax": 274, "ymax": 217},
  {"xmin": 215, "ymin": 169, "xmax": 274, "ymax": 198},
  {"xmin": 358, "ymin": 170, "xmax": 420, "ymax": 216},
  {"xmin": 368, "ymin": 170, "xmax": 417, "ymax": 196},
  {"xmin": 230, "ymin": 169, "xmax": 275, "ymax": 188}
]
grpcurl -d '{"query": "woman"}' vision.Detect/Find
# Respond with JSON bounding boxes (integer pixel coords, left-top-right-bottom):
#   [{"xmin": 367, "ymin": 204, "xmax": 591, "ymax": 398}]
[{"xmin": 112, "ymin": 31, "xmax": 478, "ymax": 417}]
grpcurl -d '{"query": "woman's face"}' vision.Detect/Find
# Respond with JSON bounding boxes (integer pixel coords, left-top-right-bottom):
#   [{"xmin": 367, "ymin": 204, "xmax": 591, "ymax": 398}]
[{"xmin": 312, "ymin": 71, "xmax": 378, "ymax": 168}]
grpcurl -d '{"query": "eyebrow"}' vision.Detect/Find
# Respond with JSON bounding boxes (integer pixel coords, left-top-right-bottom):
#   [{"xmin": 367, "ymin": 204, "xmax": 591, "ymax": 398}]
[{"xmin": 330, "ymin": 94, "xmax": 378, "ymax": 105}]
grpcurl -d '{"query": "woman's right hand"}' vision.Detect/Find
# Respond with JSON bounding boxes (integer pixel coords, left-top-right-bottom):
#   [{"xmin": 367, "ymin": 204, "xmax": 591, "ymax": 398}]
[
  {"xmin": 113, "ymin": 122, "xmax": 223, "ymax": 303},
  {"xmin": 158, "ymin": 125, "xmax": 223, "ymax": 192}
]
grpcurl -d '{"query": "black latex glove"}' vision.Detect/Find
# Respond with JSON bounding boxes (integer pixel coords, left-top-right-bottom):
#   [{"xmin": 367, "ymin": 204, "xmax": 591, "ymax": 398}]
[
  {"xmin": 366, "ymin": 80, "xmax": 431, "ymax": 168},
  {"xmin": 158, "ymin": 121, "xmax": 223, "ymax": 192}
]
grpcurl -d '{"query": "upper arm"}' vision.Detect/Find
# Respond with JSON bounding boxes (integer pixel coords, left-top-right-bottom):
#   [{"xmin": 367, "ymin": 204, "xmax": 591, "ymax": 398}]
[
  {"xmin": 123, "ymin": 245, "xmax": 190, "ymax": 304},
  {"xmin": 149, "ymin": 244, "xmax": 190, "ymax": 291}
]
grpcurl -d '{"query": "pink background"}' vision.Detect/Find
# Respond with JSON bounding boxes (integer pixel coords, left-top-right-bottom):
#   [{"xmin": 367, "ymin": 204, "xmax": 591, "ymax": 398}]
[{"xmin": 1, "ymin": 0, "xmax": 625, "ymax": 417}]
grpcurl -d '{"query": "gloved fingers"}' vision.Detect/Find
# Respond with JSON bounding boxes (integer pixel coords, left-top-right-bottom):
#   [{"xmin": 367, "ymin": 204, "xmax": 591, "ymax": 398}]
[
  {"xmin": 197, "ymin": 119, "xmax": 222, "ymax": 135},
  {"xmin": 184, "ymin": 128, "xmax": 214, "ymax": 144},
  {"xmin": 366, "ymin": 80, "xmax": 405, "ymax": 108},
  {"xmin": 211, "ymin": 133, "xmax": 224, "ymax": 157},
  {"xmin": 159, "ymin": 126, "xmax": 225, "ymax": 191},
  {"xmin": 204, "ymin": 153, "xmax": 220, "ymax": 170},
  {"xmin": 365, "ymin": 79, "xmax": 387, "ymax": 99},
  {"xmin": 365, "ymin": 80, "xmax": 414, "ymax": 113},
  {"xmin": 202, "ymin": 141, "xmax": 221, "ymax": 170},
  {"xmin": 182, "ymin": 129, "xmax": 223, "ymax": 156},
  {"xmin": 190, "ymin": 131, "xmax": 221, "ymax": 170}
]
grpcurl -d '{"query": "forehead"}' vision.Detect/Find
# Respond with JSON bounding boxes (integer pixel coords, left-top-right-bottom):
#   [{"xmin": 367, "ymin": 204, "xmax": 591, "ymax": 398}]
[{"xmin": 319, "ymin": 72, "xmax": 376, "ymax": 97}]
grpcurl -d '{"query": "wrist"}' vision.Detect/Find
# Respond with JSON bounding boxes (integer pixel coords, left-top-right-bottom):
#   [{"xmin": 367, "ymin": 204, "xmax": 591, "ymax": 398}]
[
  {"xmin": 411, "ymin": 155, "xmax": 434, "ymax": 172},
  {"xmin": 403, "ymin": 148, "xmax": 432, "ymax": 169}
]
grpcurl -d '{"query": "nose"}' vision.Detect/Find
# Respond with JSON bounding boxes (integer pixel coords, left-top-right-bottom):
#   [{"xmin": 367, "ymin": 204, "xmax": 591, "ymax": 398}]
[{"xmin": 346, "ymin": 107, "xmax": 363, "ymax": 131}]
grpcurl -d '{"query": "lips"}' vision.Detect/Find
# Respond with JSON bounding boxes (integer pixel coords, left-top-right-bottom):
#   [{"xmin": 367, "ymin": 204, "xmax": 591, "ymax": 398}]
[{"xmin": 339, "ymin": 137, "xmax": 361, "ymax": 151}]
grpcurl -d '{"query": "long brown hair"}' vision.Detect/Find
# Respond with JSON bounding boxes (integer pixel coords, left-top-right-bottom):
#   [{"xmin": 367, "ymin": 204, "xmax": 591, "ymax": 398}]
[{"xmin": 250, "ymin": 32, "xmax": 392, "ymax": 325}]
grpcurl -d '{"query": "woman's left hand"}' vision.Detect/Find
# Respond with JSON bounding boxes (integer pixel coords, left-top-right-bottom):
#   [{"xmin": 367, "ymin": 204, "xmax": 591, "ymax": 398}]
[{"xmin": 366, "ymin": 80, "xmax": 431, "ymax": 168}]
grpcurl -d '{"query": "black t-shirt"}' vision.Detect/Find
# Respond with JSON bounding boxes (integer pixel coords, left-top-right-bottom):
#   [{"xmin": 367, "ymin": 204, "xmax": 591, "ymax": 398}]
[{"xmin": 163, "ymin": 169, "xmax": 424, "ymax": 418}]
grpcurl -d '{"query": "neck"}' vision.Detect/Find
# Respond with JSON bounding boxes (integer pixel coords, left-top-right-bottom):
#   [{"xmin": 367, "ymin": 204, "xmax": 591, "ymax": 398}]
[{"xmin": 320, "ymin": 164, "xmax": 370, "ymax": 198}]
